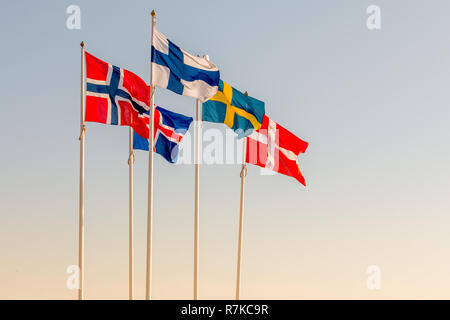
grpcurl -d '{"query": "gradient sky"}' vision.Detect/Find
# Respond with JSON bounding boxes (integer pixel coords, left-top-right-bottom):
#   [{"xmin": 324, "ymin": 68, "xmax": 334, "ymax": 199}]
[{"xmin": 1, "ymin": 0, "xmax": 450, "ymax": 299}]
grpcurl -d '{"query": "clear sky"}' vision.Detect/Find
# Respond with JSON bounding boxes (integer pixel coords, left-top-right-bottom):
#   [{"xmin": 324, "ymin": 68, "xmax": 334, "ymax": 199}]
[{"xmin": 1, "ymin": 0, "xmax": 450, "ymax": 299}]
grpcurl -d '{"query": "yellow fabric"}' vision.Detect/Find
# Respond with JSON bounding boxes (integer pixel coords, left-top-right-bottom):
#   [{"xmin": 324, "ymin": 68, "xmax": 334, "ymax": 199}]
[
  {"xmin": 209, "ymin": 91, "xmax": 228, "ymax": 105},
  {"xmin": 208, "ymin": 81, "xmax": 262, "ymax": 130},
  {"xmin": 223, "ymin": 82, "xmax": 235, "ymax": 128}
]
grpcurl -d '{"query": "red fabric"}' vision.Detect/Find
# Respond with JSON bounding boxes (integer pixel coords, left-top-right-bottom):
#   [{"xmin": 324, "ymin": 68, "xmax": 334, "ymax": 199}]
[
  {"xmin": 246, "ymin": 115, "xmax": 309, "ymax": 186},
  {"xmin": 85, "ymin": 52, "xmax": 109, "ymax": 80},
  {"xmin": 85, "ymin": 95, "xmax": 108, "ymax": 124},
  {"xmin": 84, "ymin": 52, "xmax": 150, "ymax": 139}
]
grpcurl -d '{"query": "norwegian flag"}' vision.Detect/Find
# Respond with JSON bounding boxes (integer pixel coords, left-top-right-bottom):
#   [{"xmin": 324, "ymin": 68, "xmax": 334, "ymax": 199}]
[
  {"xmin": 246, "ymin": 115, "xmax": 309, "ymax": 186},
  {"xmin": 84, "ymin": 52, "xmax": 150, "ymax": 138}
]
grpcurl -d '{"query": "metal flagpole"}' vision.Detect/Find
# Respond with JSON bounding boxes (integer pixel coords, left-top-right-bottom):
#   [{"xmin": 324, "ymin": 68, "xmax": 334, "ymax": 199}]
[
  {"xmin": 78, "ymin": 41, "xmax": 86, "ymax": 300},
  {"xmin": 145, "ymin": 9, "xmax": 156, "ymax": 300},
  {"xmin": 235, "ymin": 91, "xmax": 249, "ymax": 300},
  {"xmin": 194, "ymin": 98, "xmax": 201, "ymax": 300},
  {"xmin": 128, "ymin": 127, "xmax": 134, "ymax": 300}
]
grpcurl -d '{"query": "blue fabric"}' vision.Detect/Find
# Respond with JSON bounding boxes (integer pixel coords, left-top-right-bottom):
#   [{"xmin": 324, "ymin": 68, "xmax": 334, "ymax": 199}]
[
  {"xmin": 133, "ymin": 130, "xmax": 149, "ymax": 150},
  {"xmin": 202, "ymin": 79, "xmax": 265, "ymax": 138},
  {"xmin": 133, "ymin": 106, "xmax": 193, "ymax": 163},
  {"xmin": 151, "ymin": 39, "xmax": 220, "ymax": 94},
  {"xmin": 86, "ymin": 65, "xmax": 148, "ymax": 125}
]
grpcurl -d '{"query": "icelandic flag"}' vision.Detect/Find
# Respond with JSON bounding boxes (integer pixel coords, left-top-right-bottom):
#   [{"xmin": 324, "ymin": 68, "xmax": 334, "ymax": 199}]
[
  {"xmin": 133, "ymin": 106, "xmax": 193, "ymax": 163},
  {"xmin": 151, "ymin": 28, "xmax": 220, "ymax": 102},
  {"xmin": 85, "ymin": 52, "xmax": 150, "ymax": 139}
]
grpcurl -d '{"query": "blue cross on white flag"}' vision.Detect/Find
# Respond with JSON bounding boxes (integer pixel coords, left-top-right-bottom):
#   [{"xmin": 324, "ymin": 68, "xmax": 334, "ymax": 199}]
[{"xmin": 151, "ymin": 28, "xmax": 220, "ymax": 102}]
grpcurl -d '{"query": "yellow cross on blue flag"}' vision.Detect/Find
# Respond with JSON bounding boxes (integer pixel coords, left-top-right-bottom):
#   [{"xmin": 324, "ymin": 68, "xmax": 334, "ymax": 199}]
[{"xmin": 202, "ymin": 80, "xmax": 265, "ymax": 138}]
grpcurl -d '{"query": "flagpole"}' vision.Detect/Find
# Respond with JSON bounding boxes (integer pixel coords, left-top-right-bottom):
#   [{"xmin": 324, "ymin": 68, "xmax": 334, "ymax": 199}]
[
  {"xmin": 145, "ymin": 9, "xmax": 156, "ymax": 300},
  {"xmin": 194, "ymin": 98, "xmax": 201, "ymax": 300},
  {"xmin": 128, "ymin": 127, "xmax": 134, "ymax": 300},
  {"xmin": 78, "ymin": 41, "xmax": 86, "ymax": 300},
  {"xmin": 235, "ymin": 91, "xmax": 249, "ymax": 300}
]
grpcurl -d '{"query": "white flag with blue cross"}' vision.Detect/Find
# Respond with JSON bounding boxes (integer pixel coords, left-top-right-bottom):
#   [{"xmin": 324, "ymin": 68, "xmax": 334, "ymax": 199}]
[{"xmin": 151, "ymin": 28, "xmax": 220, "ymax": 102}]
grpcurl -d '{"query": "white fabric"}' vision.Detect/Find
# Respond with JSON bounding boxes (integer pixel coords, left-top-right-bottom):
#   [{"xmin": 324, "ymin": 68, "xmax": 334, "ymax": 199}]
[
  {"xmin": 152, "ymin": 28, "xmax": 219, "ymax": 102},
  {"xmin": 265, "ymin": 118, "xmax": 277, "ymax": 170},
  {"xmin": 151, "ymin": 62, "xmax": 170, "ymax": 89},
  {"xmin": 181, "ymin": 48, "xmax": 219, "ymax": 72},
  {"xmin": 180, "ymin": 79, "xmax": 218, "ymax": 103},
  {"xmin": 152, "ymin": 29, "xmax": 169, "ymax": 55}
]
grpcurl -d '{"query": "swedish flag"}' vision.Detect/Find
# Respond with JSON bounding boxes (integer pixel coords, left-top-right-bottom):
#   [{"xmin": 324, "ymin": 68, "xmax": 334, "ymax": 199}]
[{"xmin": 202, "ymin": 80, "xmax": 265, "ymax": 138}]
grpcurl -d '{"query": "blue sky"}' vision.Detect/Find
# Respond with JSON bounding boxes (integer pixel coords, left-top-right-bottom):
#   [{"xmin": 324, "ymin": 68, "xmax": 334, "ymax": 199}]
[{"xmin": 1, "ymin": 0, "xmax": 450, "ymax": 299}]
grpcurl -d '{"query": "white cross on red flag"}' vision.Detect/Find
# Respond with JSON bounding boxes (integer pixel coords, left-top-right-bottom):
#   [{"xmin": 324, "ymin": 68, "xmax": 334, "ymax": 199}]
[{"xmin": 246, "ymin": 115, "xmax": 309, "ymax": 186}]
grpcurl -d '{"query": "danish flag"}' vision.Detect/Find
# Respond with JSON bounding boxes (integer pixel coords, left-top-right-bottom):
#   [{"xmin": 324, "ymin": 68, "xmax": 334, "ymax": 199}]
[
  {"xmin": 84, "ymin": 52, "xmax": 150, "ymax": 139},
  {"xmin": 246, "ymin": 115, "xmax": 309, "ymax": 186}
]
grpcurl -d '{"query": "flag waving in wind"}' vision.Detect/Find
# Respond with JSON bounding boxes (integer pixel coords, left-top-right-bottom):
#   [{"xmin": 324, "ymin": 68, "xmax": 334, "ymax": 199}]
[
  {"xmin": 133, "ymin": 106, "xmax": 193, "ymax": 163},
  {"xmin": 151, "ymin": 28, "xmax": 220, "ymax": 102},
  {"xmin": 84, "ymin": 52, "xmax": 150, "ymax": 139},
  {"xmin": 203, "ymin": 80, "xmax": 265, "ymax": 138},
  {"xmin": 246, "ymin": 115, "xmax": 309, "ymax": 186}
]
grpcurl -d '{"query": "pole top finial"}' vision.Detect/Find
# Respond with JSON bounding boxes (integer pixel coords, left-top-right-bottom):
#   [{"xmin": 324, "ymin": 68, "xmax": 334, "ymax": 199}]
[
  {"xmin": 151, "ymin": 10, "xmax": 156, "ymax": 17},
  {"xmin": 244, "ymin": 91, "xmax": 248, "ymax": 96},
  {"xmin": 80, "ymin": 41, "xmax": 85, "ymax": 48}
]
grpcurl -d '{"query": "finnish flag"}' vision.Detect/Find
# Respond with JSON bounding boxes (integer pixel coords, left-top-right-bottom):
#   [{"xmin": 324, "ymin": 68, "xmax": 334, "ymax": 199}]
[{"xmin": 151, "ymin": 28, "xmax": 220, "ymax": 102}]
